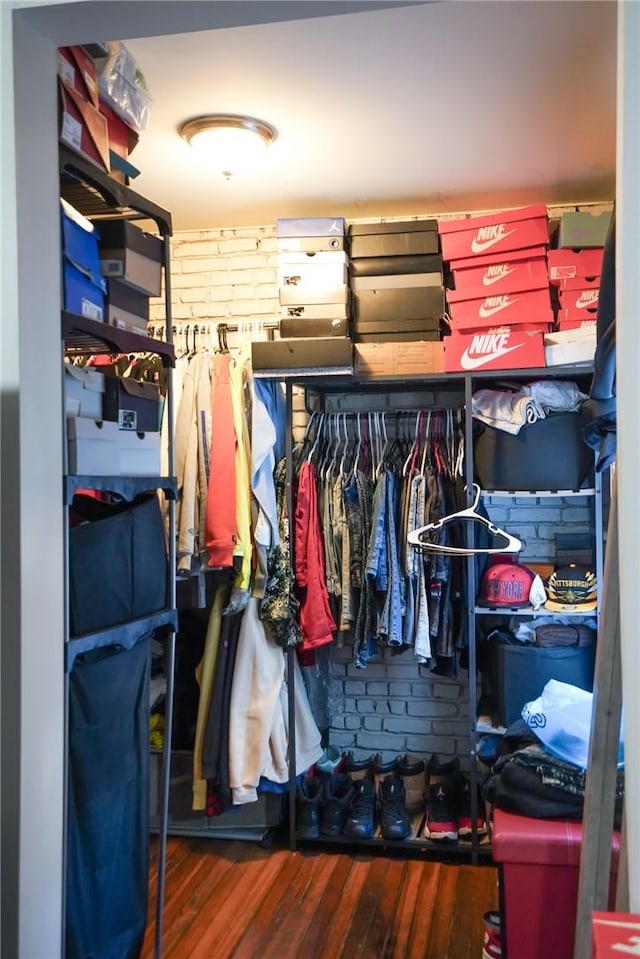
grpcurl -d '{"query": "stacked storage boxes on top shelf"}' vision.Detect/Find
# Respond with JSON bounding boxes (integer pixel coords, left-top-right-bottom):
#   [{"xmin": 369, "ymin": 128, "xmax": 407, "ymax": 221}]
[{"xmin": 253, "ymin": 217, "xmax": 353, "ymax": 374}]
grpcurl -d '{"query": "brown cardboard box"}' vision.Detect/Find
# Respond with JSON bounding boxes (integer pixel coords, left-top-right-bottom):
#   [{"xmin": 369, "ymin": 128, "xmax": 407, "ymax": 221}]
[
  {"xmin": 355, "ymin": 341, "xmax": 445, "ymax": 378},
  {"xmin": 59, "ymin": 77, "xmax": 110, "ymax": 172}
]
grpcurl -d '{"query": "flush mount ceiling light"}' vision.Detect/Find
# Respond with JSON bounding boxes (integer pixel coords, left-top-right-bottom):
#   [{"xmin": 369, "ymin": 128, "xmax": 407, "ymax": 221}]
[{"xmin": 179, "ymin": 114, "xmax": 277, "ymax": 179}]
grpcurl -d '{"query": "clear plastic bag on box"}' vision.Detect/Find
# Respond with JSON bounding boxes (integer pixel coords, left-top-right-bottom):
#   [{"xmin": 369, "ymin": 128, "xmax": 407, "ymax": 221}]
[{"xmin": 98, "ymin": 41, "xmax": 152, "ymax": 132}]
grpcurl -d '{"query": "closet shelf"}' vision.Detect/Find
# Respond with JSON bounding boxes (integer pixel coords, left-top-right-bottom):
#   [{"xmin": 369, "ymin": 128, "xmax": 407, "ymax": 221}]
[
  {"xmin": 62, "ymin": 312, "xmax": 175, "ymax": 366},
  {"xmin": 481, "ymin": 487, "xmax": 596, "ymax": 498},
  {"xmin": 296, "ymin": 834, "xmax": 493, "ymax": 858},
  {"xmin": 65, "ymin": 474, "xmax": 177, "ymax": 503},
  {"xmin": 65, "ymin": 608, "xmax": 178, "ymax": 671},
  {"xmin": 473, "ymin": 605, "xmax": 596, "ymax": 617},
  {"xmin": 59, "ymin": 147, "xmax": 172, "ymax": 236}
]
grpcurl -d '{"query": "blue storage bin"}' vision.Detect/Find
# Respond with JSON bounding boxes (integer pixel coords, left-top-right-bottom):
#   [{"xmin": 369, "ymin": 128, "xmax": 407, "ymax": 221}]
[
  {"xmin": 63, "ymin": 258, "xmax": 106, "ymax": 321},
  {"xmin": 60, "ymin": 198, "xmax": 102, "ymax": 280}
]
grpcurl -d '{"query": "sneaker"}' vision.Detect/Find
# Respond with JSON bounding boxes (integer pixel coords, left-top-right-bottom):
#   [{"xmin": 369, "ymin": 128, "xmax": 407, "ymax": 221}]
[
  {"xmin": 372, "ymin": 753, "xmax": 399, "ymax": 792},
  {"xmin": 482, "ymin": 910, "xmax": 502, "ymax": 959},
  {"xmin": 320, "ymin": 773, "xmax": 355, "ymax": 836},
  {"xmin": 423, "ymin": 781, "xmax": 458, "ymax": 841},
  {"xmin": 343, "ymin": 775, "xmax": 376, "ymax": 838},
  {"xmin": 397, "ymin": 754, "xmax": 426, "ymax": 815},
  {"xmin": 426, "ymin": 753, "xmax": 460, "ymax": 784},
  {"xmin": 378, "ymin": 775, "xmax": 412, "ymax": 840},
  {"xmin": 296, "ymin": 775, "xmax": 324, "ymax": 838},
  {"xmin": 315, "ymin": 745, "xmax": 344, "ymax": 778},
  {"xmin": 455, "ymin": 774, "xmax": 487, "ymax": 839},
  {"xmin": 344, "ymin": 751, "xmax": 375, "ymax": 782}
]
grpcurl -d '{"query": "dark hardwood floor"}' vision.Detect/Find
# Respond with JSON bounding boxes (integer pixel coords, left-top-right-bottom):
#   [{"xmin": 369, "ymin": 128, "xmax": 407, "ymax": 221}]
[{"xmin": 142, "ymin": 836, "xmax": 499, "ymax": 959}]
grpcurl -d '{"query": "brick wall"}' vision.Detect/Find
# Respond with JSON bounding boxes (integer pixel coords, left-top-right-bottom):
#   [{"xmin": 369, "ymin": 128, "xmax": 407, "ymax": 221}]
[{"xmin": 154, "ymin": 218, "xmax": 601, "ymax": 774}]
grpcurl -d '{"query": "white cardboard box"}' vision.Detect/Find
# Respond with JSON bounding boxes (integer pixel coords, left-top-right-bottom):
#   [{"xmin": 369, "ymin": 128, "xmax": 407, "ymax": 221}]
[
  {"xmin": 544, "ymin": 329, "xmax": 596, "ymax": 367},
  {"xmin": 67, "ymin": 416, "xmax": 119, "ymax": 474},
  {"xmin": 64, "ymin": 364, "xmax": 105, "ymax": 419},
  {"xmin": 118, "ymin": 430, "xmax": 161, "ymax": 476}
]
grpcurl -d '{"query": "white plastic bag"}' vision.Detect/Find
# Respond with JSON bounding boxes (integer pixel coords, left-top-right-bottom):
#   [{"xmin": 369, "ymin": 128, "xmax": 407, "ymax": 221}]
[
  {"xmin": 521, "ymin": 679, "xmax": 624, "ymax": 770},
  {"xmin": 98, "ymin": 41, "xmax": 152, "ymax": 132}
]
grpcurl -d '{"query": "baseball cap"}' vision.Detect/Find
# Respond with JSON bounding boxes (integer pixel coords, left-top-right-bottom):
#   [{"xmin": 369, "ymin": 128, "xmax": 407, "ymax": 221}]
[
  {"xmin": 544, "ymin": 564, "xmax": 598, "ymax": 612},
  {"xmin": 477, "ymin": 562, "xmax": 536, "ymax": 608}
]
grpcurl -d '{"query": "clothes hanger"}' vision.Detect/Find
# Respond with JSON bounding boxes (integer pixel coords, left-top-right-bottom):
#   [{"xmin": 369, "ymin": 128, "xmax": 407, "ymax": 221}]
[{"xmin": 407, "ymin": 483, "xmax": 523, "ymax": 555}]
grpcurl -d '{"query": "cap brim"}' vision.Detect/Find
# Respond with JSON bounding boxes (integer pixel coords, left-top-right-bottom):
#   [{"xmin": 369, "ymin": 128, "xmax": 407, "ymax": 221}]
[{"xmin": 544, "ymin": 599, "xmax": 598, "ymax": 613}]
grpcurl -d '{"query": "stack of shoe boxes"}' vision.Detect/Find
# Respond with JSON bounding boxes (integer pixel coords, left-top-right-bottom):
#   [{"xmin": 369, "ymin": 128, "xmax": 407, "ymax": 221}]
[
  {"xmin": 253, "ymin": 217, "xmax": 353, "ymax": 374},
  {"xmin": 98, "ymin": 219, "xmax": 164, "ymax": 337},
  {"xmin": 440, "ymin": 204, "xmax": 552, "ymax": 371},
  {"xmin": 348, "ymin": 219, "xmax": 445, "ymax": 344},
  {"xmin": 549, "ymin": 210, "xmax": 610, "ymax": 331}
]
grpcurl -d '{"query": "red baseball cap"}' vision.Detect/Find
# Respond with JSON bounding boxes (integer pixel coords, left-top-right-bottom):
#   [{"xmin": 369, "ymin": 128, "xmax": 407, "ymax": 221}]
[{"xmin": 477, "ymin": 562, "xmax": 535, "ymax": 608}]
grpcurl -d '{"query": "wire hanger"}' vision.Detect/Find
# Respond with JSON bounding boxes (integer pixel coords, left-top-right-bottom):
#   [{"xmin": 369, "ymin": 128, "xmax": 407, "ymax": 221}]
[{"xmin": 407, "ymin": 483, "xmax": 523, "ymax": 556}]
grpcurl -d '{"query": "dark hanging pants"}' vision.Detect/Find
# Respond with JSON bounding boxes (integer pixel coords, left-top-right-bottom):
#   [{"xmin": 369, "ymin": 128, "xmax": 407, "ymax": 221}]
[{"xmin": 66, "ymin": 637, "xmax": 150, "ymax": 959}]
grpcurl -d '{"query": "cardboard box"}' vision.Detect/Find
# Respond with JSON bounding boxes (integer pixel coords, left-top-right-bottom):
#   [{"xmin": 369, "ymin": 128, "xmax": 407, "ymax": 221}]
[
  {"xmin": 278, "ymin": 251, "xmax": 348, "ymax": 288},
  {"xmin": 450, "ymin": 246, "xmax": 549, "ymax": 297},
  {"xmin": 277, "ymin": 235, "xmax": 345, "ymax": 253},
  {"xmin": 98, "ymin": 98, "xmax": 139, "ymax": 166},
  {"xmin": 59, "ymin": 76, "xmax": 110, "ymax": 173},
  {"xmin": 557, "ymin": 287, "xmax": 599, "ymax": 311},
  {"xmin": 353, "ymin": 286, "xmax": 445, "ymax": 322},
  {"xmin": 447, "ymin": 319, "xmax": 552, "ymax": 336},
  {"xmin": 446, "ymin": 288, "xmax": 552, "ymax": 330},
  {"xmin": 63, "ymin": 258, "xmax": 106, "ymax": 321},
  {"xmin": 354, "ymin": 341, "xmax": 445, "ymax": 377},
  {"xmin": 64, "ymin": 364, "xmax": 105, "ymax": 419},
  {"xmin": 556, "ymin": 317, "xmax": 597, "ymax": 333},
  {"xmin": 558, "ymin": 274, "xmax": 601, "ymax": 292},
  {"xmin": 279, "ymin": 317, "xmax": 349, "ymax": 339},
  {"xmin": 438, "ymin": 204, "xmax": 549, "ymax": 261},
  {"xmin": 60, "ymin": 198, "xmax": 102, "ymax": 279},
  {"xmin": 280, "ymin": 302, "xmax": 349, "ymax": 320},
  {"xmin": 352, "ymin": 315, "xmax": 441, "ymax": 335},
  {"xmin": 444, "ymin": 328, "xmax": 545, "ymax": 372},
  {"xmin": 105, "ymin": 278, "xmax": 149, "ymax": 336},
  {"xmin": 118, "ymin": 430, "xmax": 161, "ymax": 476},
  {"xmin": 351, "ymin": 272, "xmax": 444, "ymax": 290},
  {"xmin": 544, "ymin": 329, "xmax": 597, "ymax": 366},
  {"xmin": 548, "ymin": 248, "xmax": 604, "ymax": 284},
  {"xmin": 349, "ymin": 220, "xmax": 440, "ymax": 258},
  {"xmin": 559, "ymin": 209, "xmax": 612, "ymax": 248},
  {"xmin": 57, "ymin": 46, "xmax": 99, "ymax": 108},
  {"xmin": 354, "ymin": 330, "xmax": 441, "ymax": 343},
  {"xmin": 67, "ymin": 416, "xmax": 119, "ymax": 474},
  {"xmin": 279, "ymin": 283, "xmax": 348, "ymax": 306},
  {"xmin": 99, "ymin": 219, "xmax": 163, "ymax": 296},
  {"xmin": 251, "ymin": 337, "xmax": 353, "ymax": 375},
  {"xmin": 276, "ymin": 217, "xmax": 345, "ymax": 237},
  {"xmin": 103, "ymin": 377, "xmax": 162, "ymax": 432},
  {"xmin": 592, "ymin": 913, "xmax": 640, "ymax": 958},
  {"xmin": 350, "ymin": 253, "xmax": 443, "ymax": 278}
]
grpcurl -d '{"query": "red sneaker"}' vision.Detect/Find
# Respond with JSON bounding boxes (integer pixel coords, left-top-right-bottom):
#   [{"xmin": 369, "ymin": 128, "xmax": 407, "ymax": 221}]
[{"xmin": 482, "ymin": 910, "xmax": 502, "ymax": 959}]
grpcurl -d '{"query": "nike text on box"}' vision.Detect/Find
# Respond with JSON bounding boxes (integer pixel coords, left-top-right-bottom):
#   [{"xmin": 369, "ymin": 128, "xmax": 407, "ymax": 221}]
[
  {"xmin": 450, "ymin": 247, "xmax": 549, "ymax": 297},
  {"xmin": 557, "ymin": 288, "xmax": 600, "ymax": 311},
  {"xmin": 438, "ymin": 204, "xmax": 549, "ymax": 261},
  {"xmin": 444, "ymin": 329, "xmax": 545, "ymax": 372},
  {"xmin": 555, "ymin": 317, "xmax": 597, "ymax": 332},
  {"xmin": 592, "ymin": 912, "xmax": 640, "ymax": 959},
  {"xmin": 276, "ymin": 217, "xmax": 345, "ymax": 238},
  {"xmin": 446, "ymin": 288, "xmax": 553, "ymax": 330},
  {"xmin": 446, "ymin": 319, "xmax": 552, "ymax": 336},
  {"xmin": 547, "ymin": 248, "xmax": 604, "ymax": 284}
]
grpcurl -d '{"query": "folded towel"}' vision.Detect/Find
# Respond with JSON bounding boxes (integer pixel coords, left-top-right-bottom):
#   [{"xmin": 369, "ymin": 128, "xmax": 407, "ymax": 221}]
[{"xmin": 471, "ymin": 389, "xmax": 545, "ymax": 434}]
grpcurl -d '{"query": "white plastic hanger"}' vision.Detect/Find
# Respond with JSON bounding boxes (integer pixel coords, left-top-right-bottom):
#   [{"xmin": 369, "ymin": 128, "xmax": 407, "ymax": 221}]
[{"xmin": 407, "ymin": 483, "xmax": 523, "ymax": 556}]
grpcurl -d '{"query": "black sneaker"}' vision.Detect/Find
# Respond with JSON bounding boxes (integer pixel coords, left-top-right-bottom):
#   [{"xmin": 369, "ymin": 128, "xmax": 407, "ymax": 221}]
[
  {"xmin": 423, "ymin": 781, "xmax": 458, "ymax": 841},
  {"xmin": 344, "ymin": 751, "xmax": 375, "ymax": 782},
  {"xmin": 455, "ymin": 774, "xmax": 487, "ymax": 839},
  {"xmin": 372, "ymin": 753, "xmax": 399, "ymax": 792},
  {"xmin": 425, "ymin": 753, "xmax": 460, "ymax": 782},
  {"xmin": 296, "ymin": 775, "xmax": 324, "ymax": 838},
  {"xmin": 397, "ymin": 754, "xmax": 426, "ymax": 816},
  {"xmin": 378, "ymin": 775, "xmax": 412, "ymax": 840},
  {"xmin": 343, "ymin": 775, "xmax": 376, "ymax": 838},
  {"xmin": 320, "ymin": 773, "xmax": 355, "ymax": 836}
]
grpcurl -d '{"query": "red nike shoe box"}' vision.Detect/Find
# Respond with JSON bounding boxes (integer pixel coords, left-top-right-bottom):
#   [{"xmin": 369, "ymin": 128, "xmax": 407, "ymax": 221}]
[
  {"xmin": 447, "ymin": 319, "xmax": 552, "ymax": 335},
  {"xmin": 556, "ymin": 317, "xmax": 597, "ymax": 332},
  {"xmin": 592, "ymin": 913, "xmax": 640, "ymax": 958},
  {"xmin": 492, "ymin": 810, "xmax": 619, "ymax": 959},
  {"xmin": 450, "ymin": 246, "xmax": 549, "ymax": 297},
  {"xmin": 548, "ymin": 248, "xmax": 604, "ymax": 285},
  {"xmin": 558, "ymin": 274, "xmax": 601, "ymax": 292},
  {"xmin": 438, "ymin": 205, "xmax": 549, "ymax": 261},
  {"xmin": 444, "ymin": 328, "xmax": 545, "ymax": 372},
  {"xmin": 557, "ymin": 287, "xmax": 599, "ymax": 312},
  {"xmin": 446, "ymin": 287, "xmax": 553, "ymax": 330},
  {"xmin": 557, "ymin": 307, "xmax": 599, "ymax": 327}
]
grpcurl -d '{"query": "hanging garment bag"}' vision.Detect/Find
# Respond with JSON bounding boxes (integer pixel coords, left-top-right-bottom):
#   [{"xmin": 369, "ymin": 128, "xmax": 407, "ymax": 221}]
[{"xmin": 66, "ymin": 637, "xmax": 150, "ymax": 959}]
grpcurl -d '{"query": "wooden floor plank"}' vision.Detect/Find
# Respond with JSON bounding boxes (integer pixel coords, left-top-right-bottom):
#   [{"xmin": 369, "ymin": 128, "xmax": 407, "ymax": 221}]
[{"xmin": 142, "ymin": 837, "xmax": 500, "ymax": 959}]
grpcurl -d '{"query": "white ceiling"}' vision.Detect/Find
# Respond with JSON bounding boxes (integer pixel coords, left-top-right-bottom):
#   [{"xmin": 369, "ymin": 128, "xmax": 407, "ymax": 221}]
[{"xmin": 123, "ymin": 1, "xmax": 617, "ymax": 232}]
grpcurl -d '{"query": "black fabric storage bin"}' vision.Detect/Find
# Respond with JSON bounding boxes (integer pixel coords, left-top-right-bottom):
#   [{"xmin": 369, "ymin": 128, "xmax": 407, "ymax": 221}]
[
  {"xmin": 66, "ymin": 638, "xmax": 150, "ymax": 959},
  {"xmin": 490, "ymin": 641, "xmax": 596, "ymax": 727},
  {"xmin": 473, "ymin": 411, "xmax": 593, "ymax": 491},
  {"xmin": 69, "ymin": 493, "xmax": 167, "ymax": 635}
]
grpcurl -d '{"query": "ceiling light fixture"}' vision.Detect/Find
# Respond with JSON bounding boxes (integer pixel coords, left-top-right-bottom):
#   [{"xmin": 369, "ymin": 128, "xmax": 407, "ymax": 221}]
[{"xmin": 179, "ymin": 114, "xmax": 277, "ymax": 179}]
